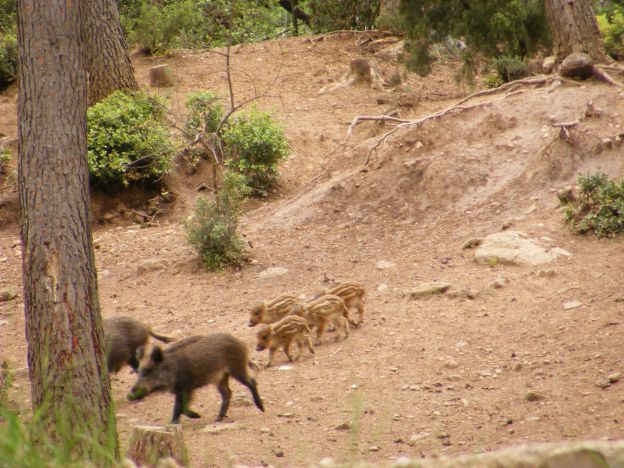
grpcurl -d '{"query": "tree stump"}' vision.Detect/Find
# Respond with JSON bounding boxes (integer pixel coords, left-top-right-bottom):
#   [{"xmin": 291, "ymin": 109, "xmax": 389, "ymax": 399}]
[
  {"xmin": 149, "ymin": 65, "xmax": 175, "ymax": 88},
  {"xmin": 126, "ymin": 425, "xmax": 188, "ymax": 467},
  {"xmin": 319, "ymin": 59, "xmax": 388, "ymax": 94}
]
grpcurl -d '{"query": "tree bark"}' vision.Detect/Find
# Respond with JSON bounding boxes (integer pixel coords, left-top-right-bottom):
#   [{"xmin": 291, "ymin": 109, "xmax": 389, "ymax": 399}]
[
  {"xmin": 544, "ymin": 0, "xmax": 608, "ymax": 62},
  {"xmin": 82, "ymin": 0, "xmax": 139, "ymax": 105},
  {"xmin": 17, "ymin": 0, "xmax": 118, "ymax": 462}
]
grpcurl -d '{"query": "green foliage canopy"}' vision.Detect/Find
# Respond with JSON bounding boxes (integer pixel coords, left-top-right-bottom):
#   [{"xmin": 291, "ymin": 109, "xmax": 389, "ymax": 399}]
[{"xmin": 398, "ymin": 0, "xmax": 550, "ymax": 74}]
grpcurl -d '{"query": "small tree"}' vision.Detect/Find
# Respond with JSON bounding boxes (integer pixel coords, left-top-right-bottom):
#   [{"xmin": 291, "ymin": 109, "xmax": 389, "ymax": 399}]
[
  {"xmin": 184, "ymin": 171, "xmax": 251, "ymax": 270},
  {"xmin": 221, "ymin": 107, "xmax": 290, "ymax": 196}
]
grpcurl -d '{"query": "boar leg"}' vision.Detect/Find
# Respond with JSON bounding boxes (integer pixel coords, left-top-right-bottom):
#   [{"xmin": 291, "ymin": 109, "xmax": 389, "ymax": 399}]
[
  {"xmin": 265, "ymin": 348, "xmax": 277, "ymax": 368},
  {"xmin": 231, "ymin": 372, "xmax": 265, "ymax": 414},
  {"xmin": 128, "ymin": 353, "xmax": 140, "ymax": 373},
  {"xmin": 284, "ymin": 341, "xmax": 295, "ymax": 362},
  {"xmin": 304, "ymin": 334, "xmax": 315, "ymax": 355},
  {"xmin": 172, "ymin": 393, "xmax": 184, "ymax": 424},
  {"xmin": 216, "ymin": 374, "xmax": 232, "ymax": 421}
]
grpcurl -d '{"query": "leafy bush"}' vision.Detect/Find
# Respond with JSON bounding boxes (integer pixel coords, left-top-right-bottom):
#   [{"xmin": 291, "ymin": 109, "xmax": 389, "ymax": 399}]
[
  {"xmin": 122, "ymin": 0, "xmax": 282, "ymax": 53},
  {"xmin": 185, "ymin": 91, "xmax": 224, "ymax": 135},
  {"xmin": 597, "ymin": 4, "xmax": 624, "ymax": 59},
  {"xmin": 484, "ymin": 73, "xmax": 504, "ymax": 88},
  {"xmin": 222, "ymin": 107, "xmax": 289, "ymax": 196},
  {"xmin": 307, "ymin": 0, "xmax": 380, "ymax": 31},
  {"xmin": 0, "ymin": 0, "xmax": 16, "ymax": 34},
  {"xmin": 0, "ymin": 32, "xmax": 17, "ymax": 89},
  {"xmin": 184, "ymin": 171, "xmax": 251, "ymax": 270},
  {"xmin": 125, "ymin": 0, "xmax": 204, "ymax": 54},
  {"xmin": 87, "ymin": 90, "xmax": 174, "ymax": 187},
  {"xmin": 562, "ymin": 172, "xmax": 624, "ymax": 238},
  {"xmin": 494, "ymin": 56, "xmax": 529, "ymax": 82},
  {"xmin": 0, "ymin": 147, "xmax": 10, "ymax": 175}
]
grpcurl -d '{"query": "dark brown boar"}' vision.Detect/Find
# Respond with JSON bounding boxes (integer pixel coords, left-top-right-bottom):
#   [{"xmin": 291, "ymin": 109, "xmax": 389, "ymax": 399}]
[
  {"xmin": 127, "ymin": 333, "xmax": 264, "ymax": 424},
  {"xmin": 104, "ymin": 316, "xmax": 174, "ymax": 373}
]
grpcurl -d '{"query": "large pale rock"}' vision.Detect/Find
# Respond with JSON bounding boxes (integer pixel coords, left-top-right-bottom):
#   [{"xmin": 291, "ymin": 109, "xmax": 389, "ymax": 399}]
[
  {"xmin": 475, "ymin": 231, "xmax": 570, "ymax": 266},
  {"xmin": 0, "ymin": 288, "xmax": 17, "ymax": 302},
  {"xmin": 559, "ymin": 52, "xmax": 594, "ymax": 80},
  {"xmin": 258, "ymin": 266, "xmax": 289, "ymax": 279}
]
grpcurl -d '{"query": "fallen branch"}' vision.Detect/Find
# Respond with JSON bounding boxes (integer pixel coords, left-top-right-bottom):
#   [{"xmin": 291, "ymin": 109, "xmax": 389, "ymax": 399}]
[{"xmin": 346, "ymin": 115, "xmax": 411, "ymax": 142}]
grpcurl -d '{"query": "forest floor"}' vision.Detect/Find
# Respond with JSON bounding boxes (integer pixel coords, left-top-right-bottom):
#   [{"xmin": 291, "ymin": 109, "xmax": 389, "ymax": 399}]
[{"xmin": 1, "ymin": 33, "xmax": 624, "ymax": 467}]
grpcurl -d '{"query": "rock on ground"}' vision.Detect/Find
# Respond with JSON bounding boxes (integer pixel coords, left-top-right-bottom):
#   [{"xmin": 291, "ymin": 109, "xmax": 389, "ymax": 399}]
[{"xmin": 474, "ymin": 231, "xmax": 570, "ymax": 266}]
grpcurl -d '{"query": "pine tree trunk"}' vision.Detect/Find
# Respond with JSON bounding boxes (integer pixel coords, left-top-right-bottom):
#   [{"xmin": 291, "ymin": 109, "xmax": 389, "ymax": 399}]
[
  {"xmin": 83, "ymin": 0, "xmax": 139, "ymax": 105},
  {"xmin": 17, "ymin": 0, "xmax": 118, "ymax": 462},
  {"xmin": 544, "ymin": 0, "xmax": 608, "ymax": 62}
]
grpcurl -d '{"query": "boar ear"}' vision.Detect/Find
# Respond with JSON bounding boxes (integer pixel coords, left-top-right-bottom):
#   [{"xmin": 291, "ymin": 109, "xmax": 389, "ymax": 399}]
[{"xmin": 151, "ymin": 346, "xmax": 163, "ymax": 364}]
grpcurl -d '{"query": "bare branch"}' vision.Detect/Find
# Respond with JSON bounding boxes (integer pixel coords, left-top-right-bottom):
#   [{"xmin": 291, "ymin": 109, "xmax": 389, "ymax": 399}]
[{"xmin": 346, "ymin": 115, "xmax": 411, "ymax": 143}]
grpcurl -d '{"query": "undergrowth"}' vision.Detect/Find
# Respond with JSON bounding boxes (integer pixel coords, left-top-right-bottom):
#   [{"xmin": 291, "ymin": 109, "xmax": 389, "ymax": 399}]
[{"xmin": 561, "ymin": 172, "xmax": 624, "ymax": 238}]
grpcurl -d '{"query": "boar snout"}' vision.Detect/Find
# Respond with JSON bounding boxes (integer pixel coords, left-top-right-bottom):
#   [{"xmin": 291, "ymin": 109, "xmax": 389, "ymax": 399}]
[{"xmin": 256, "ymin": 344, "xmax": 265, "ymax": 351}]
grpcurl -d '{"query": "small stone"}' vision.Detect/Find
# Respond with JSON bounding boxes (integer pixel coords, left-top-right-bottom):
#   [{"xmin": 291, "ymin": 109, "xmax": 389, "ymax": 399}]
[
  {"xmin": 563, "ymin": 301, "xmax": 582, "ymax": 310},
  {"xmin": 525, "ymin": 391, "xmax": 545, "ymax": 402},
  {"xmin": 350, "ymin": 384, "xmax": 359, "ymax": 390},
  {"xmin": 275, "ymin": 451, "xmax": 284, "ymax": 458},
  {"xmin": 258, "ymin": 267, "xmax": 289, "ymax": 279},
  {"xmin": 406, "ymin": 282, "xmax": 450, "ymax": 299},
  {"xmin": 595, "ymin": 381, "xmax": 611, "ymax": 389},
  {"xmin": 231, "ymin": 394, "xmax": 253, "ymax": 407},
  {"xmin": 334, "ymin": 422, "xmax": 351, "ymax": 431},
  {"xmin": 250, "ymin": 259, "xmax": 259, "ymax": 266},
  {"xmin": 0, "ymin": 288, "xmax": 18, "ymax": 302},
  {"xmin": 614, "ymin": 297, "xmax": 624, "ymax": 303},
  {"xmin": 537, "ymin": 269, "xmax": 556, "ymax": 278},
  {"xmin": 318, "ymin": 457, "xmax": 336, "ymax": 467},
  {"xmin": 137, "ymin": 259, "xmax": 167, "ymax": 275},
  {"xmin": 277, "ymin": 412, "xmax": 295, "ymax": 418},
  {"xmin": 377, "ymin": 284, "xmax": 389, "ymax": 292},
  {"xmin": 407, "ymin": 433, "xmax": 428, "ymax": 446},
  {"xmin": 368, "ymin": 445, "xmax": 380, "ymax": 452},
  {"xmin": 277, "ymin": 365, "xmax": 293, "ymax": 371},
  {"xmin": 462, "ymin": 238, "xmax": 483, "ymax": 250},
  {"xmin": 201, "ymin": 422, "xmax": 244, "ymax": 434},
  {"xmin": 489, "ymin": 278, "xmax": 508, "ymax": 289},
  {"xmin": 376, "ymin": 260, "xmax": 395, "ymax": 269},
  {"xmin": 443, "ymin": 359, "xmax": 459, "ymax": 369},
  {"xmin": 608, "ymin": 372, "xmax": 621, "ymax": 384},
  {"xmin": 260, "ymin": 427, "xmax": 271, "ymax": 434}
]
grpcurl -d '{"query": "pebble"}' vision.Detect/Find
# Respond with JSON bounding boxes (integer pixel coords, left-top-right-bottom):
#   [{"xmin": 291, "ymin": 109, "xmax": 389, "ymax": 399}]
[
  {"xmin": 608, "ymin": 372, "xmax": 621, "ymax": 384},
  {"xmin": 562, "ymin": 301, "xmax": 582, "ymax": 310}
]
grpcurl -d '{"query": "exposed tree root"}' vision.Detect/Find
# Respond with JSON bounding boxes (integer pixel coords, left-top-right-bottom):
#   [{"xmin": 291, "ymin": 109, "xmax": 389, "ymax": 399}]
[
  {"xmin": 593, "ymin": 65, "xmax": 624, "ymax": 87},
  {"xmin": 345, "ymin": 74, "xmax": 594, "ymax": 165}
]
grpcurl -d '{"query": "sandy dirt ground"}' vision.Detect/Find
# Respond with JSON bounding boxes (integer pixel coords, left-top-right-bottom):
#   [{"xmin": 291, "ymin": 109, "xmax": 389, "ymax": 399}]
[{"xmin": 1, "ymin": 33, "xmax": 624, "ymax": 467}]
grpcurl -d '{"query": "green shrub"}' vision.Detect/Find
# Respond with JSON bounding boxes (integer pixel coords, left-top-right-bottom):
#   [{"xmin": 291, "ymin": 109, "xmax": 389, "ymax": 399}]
[
  {"xmin": 222, "ymin": 107, "xmax": 289, "ymax": 196},
  {"xmin": 184, "ymin": 171, "xmax": 251, "ymax": 270},
  {"xmin": 0, "ymin": 32, "xmax": 17, "ymax": 89},
  {"xmin": 563, "ymin": 172, "xmax": 624, "ymax": 238},
  {"xmin": 185, "ymin": 91, "xmax": 224, "ymax": 135},
  {"xmin": 87, "ymin": 90, "xmax": 174, "ymax": 187},
  {"xmin": 597, "ymin": 5, "xmax": 624, "ymax": 59},
  {"xmin": 307, "ymin": 0, "xmax": 380, "ymax": 31},
  {"xmin": 126, "ymin": 0, "xmax": 204, "ymax": 54},
  {"xmin": 0, "ymin": 147, "xmax": 10, "ymax": 175},
  {"xmin": 484, "ymin": 73, "xmax": 504, "ymax": 89},
  {"xmin": 122, "ymin": 0, "xmax": 282, "ymax": 53},
  {"xmin": 0, "ymin": 0, "xmax": 16, "ymax": 34},
  {"xmin": 493, "ymin": 56, "xmax": 529, "ymax": 83}
]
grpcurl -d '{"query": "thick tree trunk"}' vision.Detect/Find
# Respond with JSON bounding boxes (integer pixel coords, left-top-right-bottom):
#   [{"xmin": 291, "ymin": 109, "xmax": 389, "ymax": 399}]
[
  {"xmin": 17, "ymin": 0, "xmax": 118, "ymax": 462},
  {"xmin": 83, "ymin": 0, "xmax": 139, "ymax": 105},
  {"xmin": 544, "ymin": 0, "xmax": 608, "ymax": 62}
]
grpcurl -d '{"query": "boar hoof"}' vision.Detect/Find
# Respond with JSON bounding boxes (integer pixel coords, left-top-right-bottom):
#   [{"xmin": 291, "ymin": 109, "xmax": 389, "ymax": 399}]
[{"xmin": 184, "ymin": 410, "xmax": 201, "ymax": 419}]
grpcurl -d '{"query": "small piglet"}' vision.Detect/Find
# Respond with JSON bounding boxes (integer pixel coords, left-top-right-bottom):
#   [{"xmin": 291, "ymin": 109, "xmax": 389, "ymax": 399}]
[{"xmin": 256, "ymin": 315, "xmax": 315, "ymax": 367}]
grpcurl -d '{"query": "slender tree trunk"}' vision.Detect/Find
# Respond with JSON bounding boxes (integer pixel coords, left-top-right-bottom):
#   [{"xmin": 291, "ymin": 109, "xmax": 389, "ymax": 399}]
[
  {"xmin": 17, "ymin": 0, "xmax": 118, "ymax": 462},
  {"xmin": 544, "ymin": 0, "xmax": 608, "ymax": 62},
  {"xmin": 83, "ymin": 0, "xmax": 139, "ymax": 105}
]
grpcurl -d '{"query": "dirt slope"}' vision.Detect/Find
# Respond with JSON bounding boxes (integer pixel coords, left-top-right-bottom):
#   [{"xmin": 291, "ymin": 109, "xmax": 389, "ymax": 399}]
[{"xmin": 1, "ymin": 34, "xmax": 624, "ymax": 467}]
